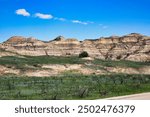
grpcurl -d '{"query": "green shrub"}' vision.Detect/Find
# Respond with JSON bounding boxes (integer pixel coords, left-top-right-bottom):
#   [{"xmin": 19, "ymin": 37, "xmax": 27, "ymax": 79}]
[{"xmin": 79, "ymin": 51, "xmax": 89, "ymax": 58}]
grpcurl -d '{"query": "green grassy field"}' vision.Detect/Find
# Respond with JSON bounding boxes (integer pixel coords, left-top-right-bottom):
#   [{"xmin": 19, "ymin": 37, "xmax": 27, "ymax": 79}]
[
  {"xmin": 0, "ymin": 55, "xmax": 150, "ymax": 100},
  {"xmin": 0, "ymin": 74, "xmax": 150, "ymax": 100},
  {"xmin": 0, "ymin": 56, "xmax": 149, "ymax": 70}
]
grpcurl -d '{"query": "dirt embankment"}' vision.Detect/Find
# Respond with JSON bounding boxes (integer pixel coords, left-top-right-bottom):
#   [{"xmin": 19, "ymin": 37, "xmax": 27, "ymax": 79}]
[{"xmin": 0, "ymin": 64, "xmax": 150, "ymax": 77}]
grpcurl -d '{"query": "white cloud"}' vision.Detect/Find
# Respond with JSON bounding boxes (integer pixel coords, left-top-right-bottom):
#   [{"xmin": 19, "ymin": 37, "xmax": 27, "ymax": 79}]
[
  {"xmin": 87, "ymin": 21, "xmax": 94, "ymax": 24},
  {"xmin": 98, "ymin": 24, "xmax": 109, "ymax": 29},
  {"xmin": 35, "ymin": 13, "xmax": 53, "ymax": 19},
  {"xmin": 72, "ymin": 20, "xmax": 88, "ymax": 25},
  {"xmin": 15, "ymin": 9, "xmax": 94, "ymax": 26},
  {"xmin": 16, "ymin": 9, "xmax": 30, "ymax": 16},
  {"xmin": 54, "ymin": 17, "xmax": 66, "ymax": 21}
]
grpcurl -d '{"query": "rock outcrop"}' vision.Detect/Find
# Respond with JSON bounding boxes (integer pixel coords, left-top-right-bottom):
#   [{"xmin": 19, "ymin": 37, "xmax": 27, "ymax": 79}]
[{"xmin": 0, "ymin": 33, "xmax": 150, "ymax": 62}]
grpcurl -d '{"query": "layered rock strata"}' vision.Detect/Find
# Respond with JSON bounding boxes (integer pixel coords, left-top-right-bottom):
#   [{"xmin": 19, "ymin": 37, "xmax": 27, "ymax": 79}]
[{"xmin": 1, "ymin": 33, "xmax": 150, "ymax": 62}]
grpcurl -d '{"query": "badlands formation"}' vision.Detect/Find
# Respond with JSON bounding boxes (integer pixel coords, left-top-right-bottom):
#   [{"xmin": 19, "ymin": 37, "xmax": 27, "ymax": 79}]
[
  {"xmin": 0, "ymin": 33, "xmax": 150, "ymax": 77},
  {"xmin": 0, "ymin": 33, "xmax": 150, "ymax": 62}
]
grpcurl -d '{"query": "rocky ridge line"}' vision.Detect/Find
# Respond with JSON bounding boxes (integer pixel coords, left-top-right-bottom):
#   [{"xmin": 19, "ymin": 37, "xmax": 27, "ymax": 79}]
[{"xmin": 0, "ymin": 33, "xmax": 150, "ymax": 62}]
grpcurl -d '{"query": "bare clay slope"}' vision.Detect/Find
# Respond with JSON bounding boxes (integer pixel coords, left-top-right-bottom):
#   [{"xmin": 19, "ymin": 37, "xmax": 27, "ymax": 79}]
[{"xmin": 1, "ymin": 33, "xmax": 150, "ymax": 62}]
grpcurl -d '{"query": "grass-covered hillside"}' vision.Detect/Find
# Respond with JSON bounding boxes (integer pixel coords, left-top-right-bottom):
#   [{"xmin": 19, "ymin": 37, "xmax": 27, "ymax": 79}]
[
  {"xmin": 0, "ymin": 55, "xmax": 150, "ymax": 99},
  {"xmin": 0, "ymin": 55, "xmax": 149, "ymax": 70}
]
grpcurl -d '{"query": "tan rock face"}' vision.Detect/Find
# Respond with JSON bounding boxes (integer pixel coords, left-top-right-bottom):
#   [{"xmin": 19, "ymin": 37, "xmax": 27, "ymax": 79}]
[
  {"xmin": 4, "ymin": 36, "xmax": 26, "ymax": 45},
  {"xmin": 0, "ymin": 65, "xmax": 20, "ymax": 75},
  {"xmin": 105, "ymin": 66, "xmax": 150, "ymax": 75},
  {"xmin": 0, "ymin": 33, "xmax": 150, "ymax": 62}
]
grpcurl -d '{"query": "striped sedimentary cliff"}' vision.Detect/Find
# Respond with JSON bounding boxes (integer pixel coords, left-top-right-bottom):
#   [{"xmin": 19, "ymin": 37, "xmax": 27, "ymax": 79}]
[{"xmin": 1, "ymin": 33, "xmax": 150, "ymax": 62}]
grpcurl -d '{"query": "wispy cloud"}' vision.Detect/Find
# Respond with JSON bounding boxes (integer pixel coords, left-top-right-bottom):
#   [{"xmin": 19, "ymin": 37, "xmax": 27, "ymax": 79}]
[
  {"xmin": 72, "ymin": 20, "xmax": 88, "ymax": 25},
  {"xmin": 16, "ymin": 9, "xmax": 30, "ymax": 16},
  {"xmin": 87, "ymin": 21, "xmax": 94, "ymax": 24},
  {"xmin": 99, "ymin": 24, "xmax": 109, "ymax": 29},
  {"xmin": 54, "ymin": 17, "xmax": 66, "ymax": 21},
  {"xmin": 15, "ymin": 9, "xmax": 95, "ymax": 26},
  {"xmin": 35, "ymin": 13, "xmax": 53, "ymax": 19}
]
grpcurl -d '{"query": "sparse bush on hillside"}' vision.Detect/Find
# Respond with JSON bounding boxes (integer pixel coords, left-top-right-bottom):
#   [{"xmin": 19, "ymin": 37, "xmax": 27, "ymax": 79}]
[{"xmin": 79, "ymin": 51, "xmax": 89, "ymax": 58}]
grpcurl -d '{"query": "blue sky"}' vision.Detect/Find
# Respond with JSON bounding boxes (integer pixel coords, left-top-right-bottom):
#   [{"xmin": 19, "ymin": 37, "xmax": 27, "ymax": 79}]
[{"xmin": 0, "ymin": 0, "xmax": 150, "ymax": 42}]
